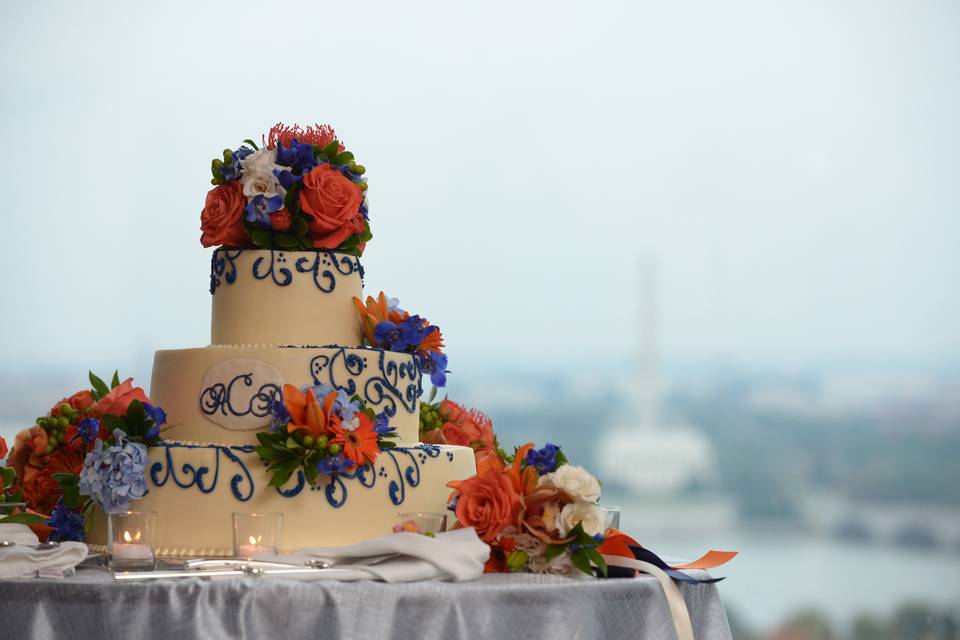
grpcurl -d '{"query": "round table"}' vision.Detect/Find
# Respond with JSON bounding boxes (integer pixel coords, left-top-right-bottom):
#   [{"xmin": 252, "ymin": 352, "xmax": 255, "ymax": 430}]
[{"xmin": 1, "ymin": 569, "xmax": 732, "ymax": 639}]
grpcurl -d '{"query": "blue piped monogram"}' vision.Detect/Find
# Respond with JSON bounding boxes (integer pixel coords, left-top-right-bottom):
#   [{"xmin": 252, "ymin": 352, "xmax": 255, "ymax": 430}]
[
  {"xmin": 200, "ymin": 373, "xmax": 281, "ymax": 419},
  {"xmin": 209, "ymin": 248, "xmax": 362, "ymax": 294},
  {"xmin": 310, "ymin": 348, "xmax": 422, "ymax": 417},
  {"xmin": 150, "ymin": 442, "xmax": 256, "ymax": 502}
]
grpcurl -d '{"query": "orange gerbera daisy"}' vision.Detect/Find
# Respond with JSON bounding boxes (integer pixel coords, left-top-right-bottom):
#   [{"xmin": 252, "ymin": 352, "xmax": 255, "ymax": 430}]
[
  {"xmin": 329, "ymin": 413, "xmax": 380, "ymax": 467},
  {"xmin": 418, "ymin": 325, "xmax": 445, "ymax": 356},
  {"xmin": 353, "ymin": 292, "xmax": 410, "ymax": 346},
  {"xmin": 282, "ymin": 384, "xmax": 340, "ymax": 439}
]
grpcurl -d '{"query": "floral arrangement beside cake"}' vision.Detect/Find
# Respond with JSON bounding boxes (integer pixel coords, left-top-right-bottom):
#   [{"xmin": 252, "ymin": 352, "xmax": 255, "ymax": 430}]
[{"xmin": 0, "ymin": 373, "xmax": 165, "ymax": 542}]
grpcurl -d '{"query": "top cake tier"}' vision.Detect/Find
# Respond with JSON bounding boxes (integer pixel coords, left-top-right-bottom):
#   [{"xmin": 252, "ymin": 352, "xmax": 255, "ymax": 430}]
[{"xmin": 210, "ymin": 248, "xmax": 363, "ymax": 346}]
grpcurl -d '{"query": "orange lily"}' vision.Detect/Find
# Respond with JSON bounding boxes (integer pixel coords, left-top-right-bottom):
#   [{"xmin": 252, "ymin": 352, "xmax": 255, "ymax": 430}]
[
  {"xmin": 283, "ymin": 384, "xmax": 339, "ymax": 439},
  {"xmin": 505, "ymin": 442, "xmax": 539, "ymax": 496}
]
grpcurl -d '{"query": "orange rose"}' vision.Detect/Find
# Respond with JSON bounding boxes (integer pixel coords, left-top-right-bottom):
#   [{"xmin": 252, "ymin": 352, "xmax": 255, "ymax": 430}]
[
  {"xmin": 475, "ymin": 448, "xmax": 506, "ymax": 475},
  {"xmin": 420, "ymin": 428, "xmax": 447, "ymax": 446},
  {"xmin": 270, "ymin": 208, "xmax": 293, "ymax": 231},
  {"xmin": 441, "ymin": 422, "xmax": 475, "ymax": 447},
  {"xmin": 200, "ymin": 181, "xmax": 248, "ymax": 248},
  {"xmin": 93, "ymin": 378, "xmax": 150, "ymax": 417},
  {"xmin": 450, "ymin": 469, "xmax": 522, "ymax": 543},
  {"xmin": 299, "ymin": 164, "xmax": 365, "ymax": 249},
  {"xmin": 21, "ymin": 469, "xmax": 61, "ymax": 515},
  {"xmin": 0, "ymin": 435, "xmax": 7, "ymax": 461},
  {"xmin": 519, "ymin": 486, "xmax": 575, "ymax": 545},
  {"xmin": 439, "ymin": 399, "xmax": 464, "ymax": 422}
]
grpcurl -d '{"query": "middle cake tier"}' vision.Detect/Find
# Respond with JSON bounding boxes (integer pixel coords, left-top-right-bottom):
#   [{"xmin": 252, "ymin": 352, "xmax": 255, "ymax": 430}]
[{"xmin": 153, "ymin": 345, "xmax": 423, "ymax": 445}]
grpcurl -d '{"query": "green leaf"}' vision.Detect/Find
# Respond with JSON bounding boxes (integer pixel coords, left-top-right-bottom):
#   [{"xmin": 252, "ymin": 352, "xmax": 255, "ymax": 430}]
[
  {"xmin": 255, "ymin": 445, "xmax": 280, "ymax": 461},
  {"xmin": 571, "ymin": 548, "xmax": 593, "ymax": 576},
  {"xmin": 321, "ymin": 140, "xmax": 340, "ymax": 159},
  {"xmin": 89, "ymin": 371, "xmax": 110, "ymax": 400},
  {"xmin": 275, "ymin": 233, "xmax": 299, "ymax": 249},
  {"xmin": 243, "ymin": 138, "xmax": 259, "ymax": 151},
  {"xmin": 0, "ymin": 467, "xmax": 15, "ymax": 488},
  {"xmin": 126, "ymin": 399, "xmax": 147, "ymax": 431},
  {"xmin": 333, "ymin": 151, "xmax": 354, "ymax": 165},
  {"xmin": 285, "ymin": 437, "xmax": 299, "ymax": 450},
  {"xmin": 555, "ymin": 450, "xmax": 569, "ymax": 467},
  {"xmin": 292, "ymin": 216, "xmax": 309, "ymax": 237},
  {"xmin": 304, "ymin": 463, "xmax": 319, "ymax": 485},
  {"xmin": 585, "ymin": 548, "xmax": 608, "ymax": 577},
  {"xmin": 0, "ymin": 512, "xmax": 48, "ymax": 526},
  {"xmin": 544, "ymin": 544, "xmax": 566, "ymax": 560},
  {"xmin": 284, "ymin": 184, "xmax": 301, "ymax": 214},
  {"xmin": 250, "ymin": 229, "xmax": 273, "ymax": 248},
  {"xmin": 101, "ymin": 413, "xmax": 125, "ymax": 432},
  {"xmin": 111, "ymin": 370, "xmax": 121, "ymax": 389},
  {"xmin": 52, "ymin": 473, "xmax": 80, "ymax": 509}
]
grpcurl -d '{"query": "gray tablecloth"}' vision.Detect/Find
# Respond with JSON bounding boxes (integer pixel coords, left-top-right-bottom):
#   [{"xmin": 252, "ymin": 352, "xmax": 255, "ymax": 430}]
[{"xmin": 0, "ymin": 570, "xmax": 732, "ymax": 639}]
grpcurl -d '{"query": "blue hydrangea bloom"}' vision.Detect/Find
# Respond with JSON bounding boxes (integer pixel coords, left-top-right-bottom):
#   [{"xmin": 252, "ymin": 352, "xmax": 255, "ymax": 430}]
[
  {"xmin": 75, "ymin": 417, "xmax": 101, "ymax": 445},
  {"xmin": 316, "ymin": 453, "xmax": 353, "ymax": 475},
  {"xmin": 78, "ymin": 429, "xmax": 148, "ymax": 514},
  {"xmin": 46, "ymin": 497, "xmax": 85, "ymax": 543},
  {"xmin": 525, "ymin": 442, "xmax": 561, "ymax": 475}
]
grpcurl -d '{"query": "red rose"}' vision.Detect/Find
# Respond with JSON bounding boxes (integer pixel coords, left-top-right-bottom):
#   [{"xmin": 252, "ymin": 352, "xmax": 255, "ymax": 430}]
[
  {"xmin": 451, "ymin": 469, "xmax": 522, "ymax": 543},
  {"xmin": 270, "ymin": 208, "xmax": 293, "ymax": 232},
  {"xmin": 439, "ymin": 399, "xmax": 464, "ymax": 422},
  {"xmin": 93, "ymin": 378, "xmax": 150, "ymax": 418},
  {"xmin": 299, "ymin": 164, "xmax": 365, "ymax": 249},
  {"xmin": 51, "ymin": 389, "xmax": 94, "ymax": 416},
  {"xmin": 21, "ymin": 470, "xmax": 61, "ymax": 515},
  {"xmin": 420, "ymin": 428, "xmax": 447, "ymax": 446},
  {"xmin": 200, "ymin": 181, "xmax": 248, "ymax": 248},
  {"xmin": 0, "ymin": 435, "xmax": 7, "ymax": 461}
]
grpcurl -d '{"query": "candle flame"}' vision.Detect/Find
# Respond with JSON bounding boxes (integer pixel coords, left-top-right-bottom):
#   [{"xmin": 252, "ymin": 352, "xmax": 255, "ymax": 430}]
[
  {"xmin": 134, "ymin": 530, "xmax": 142, "ymax": 542},
  {"xmin": 123, "ymin": 530, "xmax": 133, "ymax": 543},
  {"xmin": 248, "ymin": 535, "xmax": 259, "ymax": 546}
]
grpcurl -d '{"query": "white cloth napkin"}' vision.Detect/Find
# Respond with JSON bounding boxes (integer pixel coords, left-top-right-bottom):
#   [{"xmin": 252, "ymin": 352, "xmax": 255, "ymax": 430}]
[
  {"xmin": 277, "ymin": 527, "xmax": 489, "ymax": 583},
  {"xmin": 0, "ymin": 523, "xmax": 88, "ymax": 579}
]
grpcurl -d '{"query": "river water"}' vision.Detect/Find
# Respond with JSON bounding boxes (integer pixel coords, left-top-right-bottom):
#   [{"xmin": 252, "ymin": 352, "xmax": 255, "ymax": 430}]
[{"xmin": 620, "ymin": 515, "xmax": 960, "ymax": 633}]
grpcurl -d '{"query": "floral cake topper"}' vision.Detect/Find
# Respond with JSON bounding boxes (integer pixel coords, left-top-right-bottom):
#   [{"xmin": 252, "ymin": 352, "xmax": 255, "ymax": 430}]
[{"xmin": 201, "ymin": 123, "xmax": 371, "ymax": 256}]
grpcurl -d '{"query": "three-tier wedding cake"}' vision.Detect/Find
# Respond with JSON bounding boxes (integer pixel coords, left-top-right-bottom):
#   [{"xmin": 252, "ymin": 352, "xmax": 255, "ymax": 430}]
[{"xmin": 98, "ymin": 124, "xmax": 477, "ymax": 555}]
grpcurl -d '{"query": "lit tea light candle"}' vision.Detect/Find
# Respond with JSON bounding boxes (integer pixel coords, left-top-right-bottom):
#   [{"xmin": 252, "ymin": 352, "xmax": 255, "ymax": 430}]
[
  {"xmin": 236, "ymin": 535, "xmax": 278, "ymax": 559},
  {"xmin": 112, "ymin": 530, "xmax": 154, "ymax": 561}
]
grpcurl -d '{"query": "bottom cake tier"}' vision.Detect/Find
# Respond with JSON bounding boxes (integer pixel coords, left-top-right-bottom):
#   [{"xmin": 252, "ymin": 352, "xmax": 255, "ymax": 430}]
[{"xmin": 89, "ymin": 440, "xmax": 477, "ymax": 556}]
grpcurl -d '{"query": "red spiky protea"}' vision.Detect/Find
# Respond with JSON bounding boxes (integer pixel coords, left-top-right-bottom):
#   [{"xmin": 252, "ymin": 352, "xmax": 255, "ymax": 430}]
[{"xmin": 264, "ymin": 122, "xmax": 343, "ymax": 151}]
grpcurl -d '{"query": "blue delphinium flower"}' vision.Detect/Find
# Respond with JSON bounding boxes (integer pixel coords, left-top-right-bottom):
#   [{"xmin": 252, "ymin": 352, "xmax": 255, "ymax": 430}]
[
  {"xmin": 220, "ymin": 146, "xmax": 254, "ymax": 182},
  {"xmin": 334, "ymin": 390, "xmax": 361, "ymax": 425},
  {"xmin": 373, "ymin": 412, "xmax": 395, "ymax": 436},
  {"xmin": 46, "ymin": 497, "xmax": 85, "ymax": 543},
  {"xmin": 143, "ymin": 402, "xmax": 167, "ymax": 427},
  {"xmin": 78, "ymin": 429, "xmax": 149, "ymax": 514},
  {"xmin": 525, "ymin": 442, "xmax": 561, "ymax": 475},
  {"xmin": 270, "ymin": 397, "xmax": 290, "ymax": 433},
  {"xmin": 75, "ymin": 417, "xmax": 101, "ymax": 445},
  {"xmin": 422, "ymin": 351, "xmax": 448, "ymax": 388},
  {"xmin": 316, "ymin": 453, "xmax": 353, "ymax": 475},
  {"xmin": 276, "ymin": 139, "xmax": 318, "ymax": 175},
  {"xmin": 386, "ymin": 297, "xmax": 401, "ymax": 314},
  {"xmin": 245, "ymin": 194, "xmax": 284, "ymax": 228},
  {"xmin": 374, "ymin": 317, "xmax": 427, "ymax": 352}
]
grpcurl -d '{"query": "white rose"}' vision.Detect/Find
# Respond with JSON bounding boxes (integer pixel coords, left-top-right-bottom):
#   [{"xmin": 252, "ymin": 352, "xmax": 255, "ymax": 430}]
[
  {"xmin": 557, "ymin": 501, "xmax": 606, "ymax": 537},
  {"xmin": 538, "ymin": 464, "xmax": 601, "ymax": 503},
  {"xmin": 239, "ymin": 148, "xmax": 288, "ymax": 199}
]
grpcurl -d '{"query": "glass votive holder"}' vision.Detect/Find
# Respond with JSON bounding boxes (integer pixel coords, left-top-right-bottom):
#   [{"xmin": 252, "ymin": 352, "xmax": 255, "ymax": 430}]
[
  {"xmin": 397, "ymin": 512, "xmax": 447, "ymax": 535},
  {"xmin": 232, "ymin": 512, "xmax": 282, "ymax": 558},
  {"xmin": 108, "ymin": 511, "xmax": 157, "ymax": 571},
  {"xmin": 600, "ymin": 505, "xmax": 622, "ymax": 531}
]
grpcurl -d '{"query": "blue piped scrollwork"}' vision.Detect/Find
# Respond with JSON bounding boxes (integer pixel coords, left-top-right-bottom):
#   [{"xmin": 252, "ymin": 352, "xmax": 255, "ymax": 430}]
[
  {"xmin": 310, "ymin": 348, "xmax": 421, "ymax": 417},
  {"xmin": 199, "ymin": 374, "xmax": 281, "ymax": 419},
  {"xmin": 150, "ymin": 442, "xmax": 256, "ymax": 502},
  {"xmin": 209, "ymin": 249, "xmax": 362, "ymax": 294},
  {"xmin": 273, "ymin": 445, "xmax": 442, "ymax": 509},
  {"xmin": 209, "ymin": 249, "xmax": 242, "ymax": 294}
]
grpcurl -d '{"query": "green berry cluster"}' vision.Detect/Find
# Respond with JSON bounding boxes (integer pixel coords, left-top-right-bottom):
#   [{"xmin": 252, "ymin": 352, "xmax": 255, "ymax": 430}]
[
  {"xmin": 36, "ymin": 404, "xmax": 77, "ymax": 453},
  {"xmin": 419, "ymin": 401, "xmax": 443, "ymax": 432}
]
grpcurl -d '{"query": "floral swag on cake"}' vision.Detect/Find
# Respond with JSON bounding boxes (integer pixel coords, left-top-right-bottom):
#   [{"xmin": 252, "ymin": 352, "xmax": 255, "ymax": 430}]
[
  {"xmin": 0, "ymin": 372, "xmax": 165, "ymax": 542},
  {"xmin": 201, "ymin": 123, "xmax": 371, "ymax": 256}
]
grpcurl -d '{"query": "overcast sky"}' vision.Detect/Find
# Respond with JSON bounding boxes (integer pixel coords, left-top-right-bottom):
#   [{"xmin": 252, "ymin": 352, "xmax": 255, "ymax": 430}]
[{"xmin": 1, "ymin": 0, "xmax": 958, "ymax": 381}]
